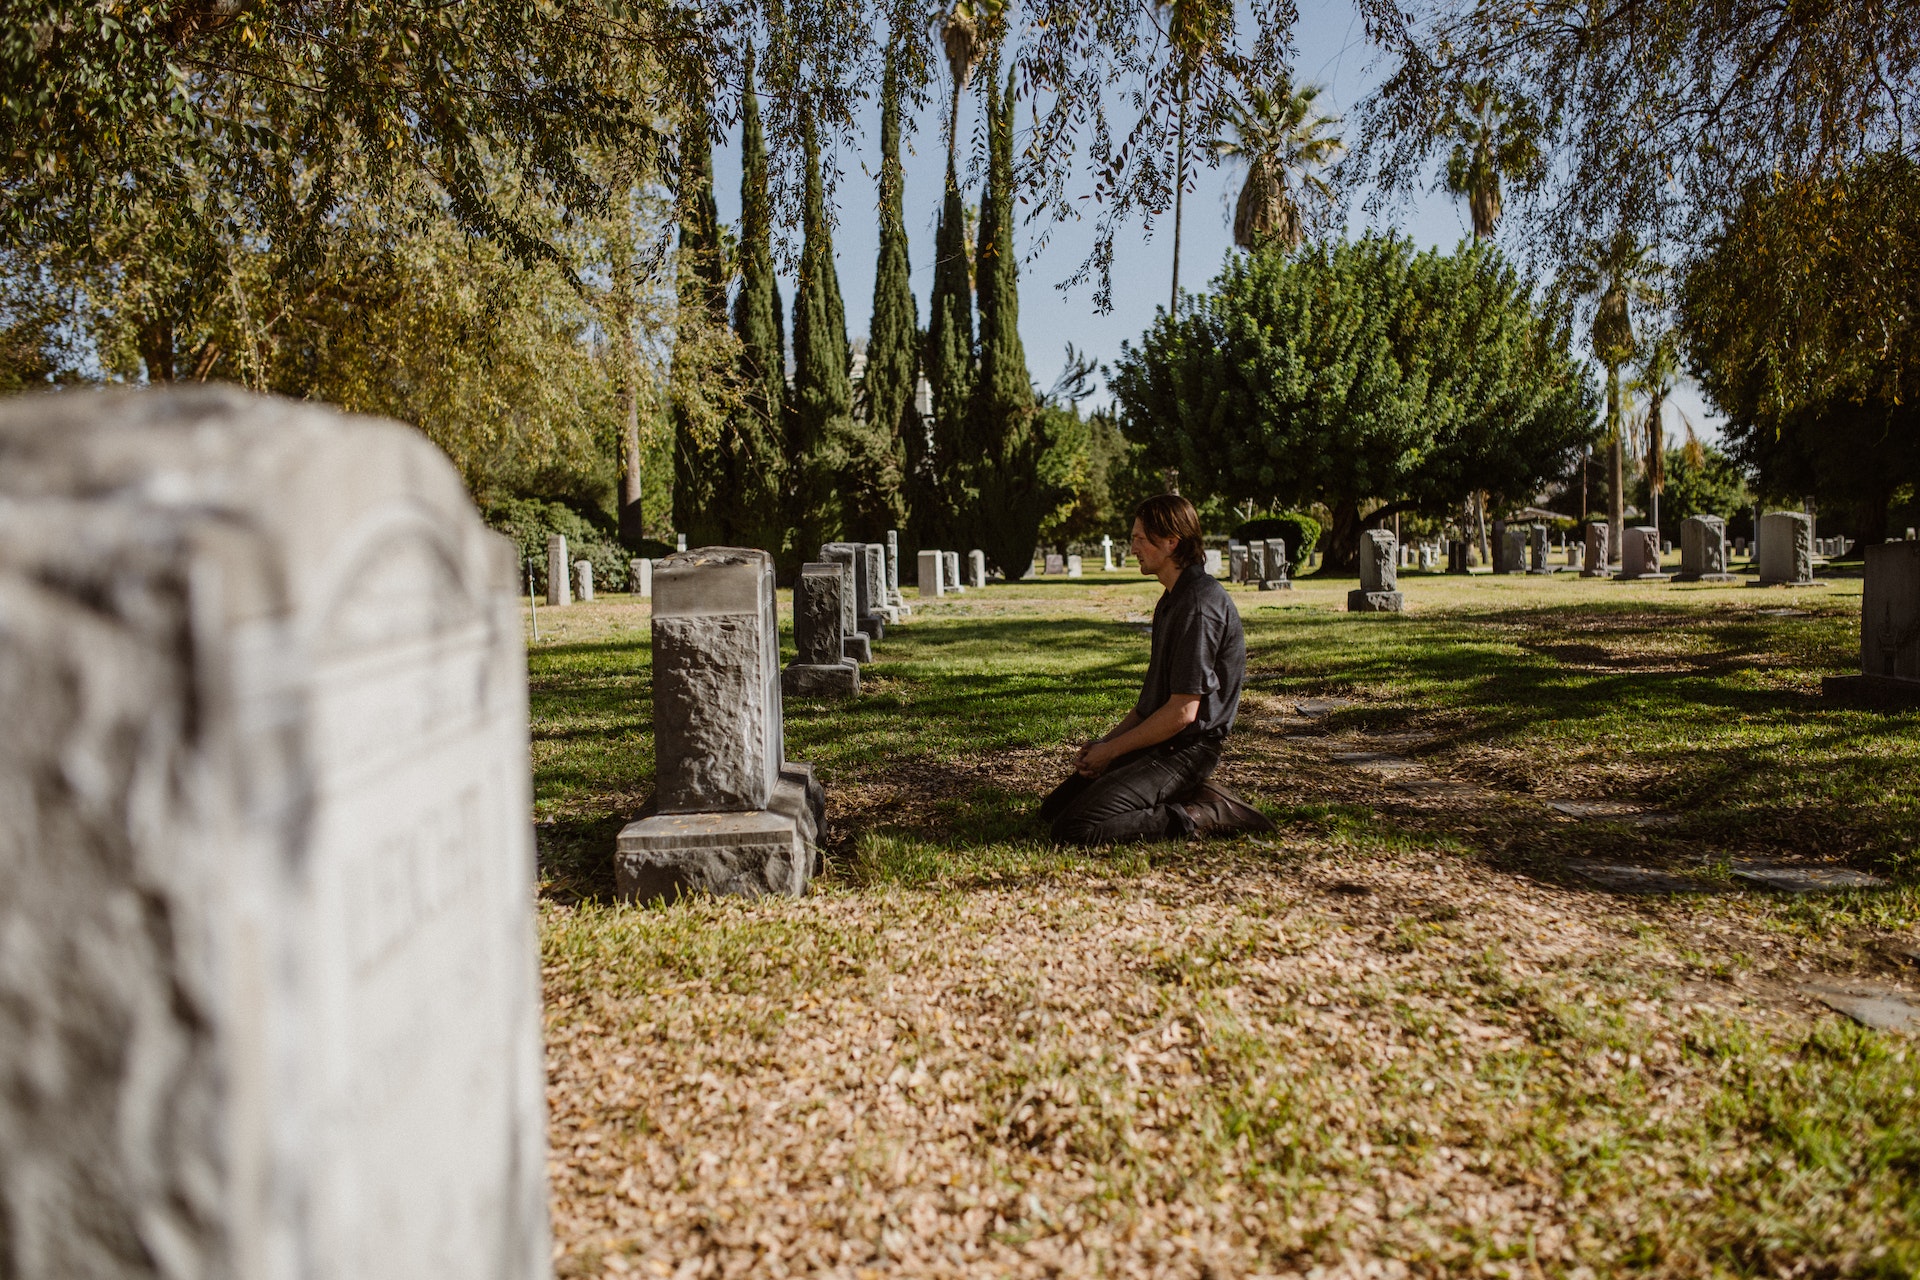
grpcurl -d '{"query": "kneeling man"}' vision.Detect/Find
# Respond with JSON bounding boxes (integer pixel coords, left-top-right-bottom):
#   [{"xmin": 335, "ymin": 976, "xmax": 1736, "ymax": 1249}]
[{"xmin": 1042, "ymin": 494, "xmax": 1273, "ymax": 844}]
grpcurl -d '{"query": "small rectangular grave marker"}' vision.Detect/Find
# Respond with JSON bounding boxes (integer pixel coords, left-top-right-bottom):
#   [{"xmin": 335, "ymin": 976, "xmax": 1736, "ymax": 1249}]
[
  {"xmin": 783, "ymin": 563, "xmax": 859, "ymax": 699},
  {"xmin": 1757, "ymin": 511, "xmax": 1815, "ymax": 585},
  {"xmin": 1349, "ymin": 530, "xmax": 1404, "ymax": 612},
  {"xmin": 918, "ymin": 549, "xmax": 945, "ymax": 597}
]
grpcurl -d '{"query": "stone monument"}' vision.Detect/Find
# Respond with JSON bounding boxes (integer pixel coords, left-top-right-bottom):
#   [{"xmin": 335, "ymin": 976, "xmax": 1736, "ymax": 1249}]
[
  {"xmin": 1349, "ymin": 530, "xmax": 1404, "ymax": 612},
  {"xmin": 1677, "ymin": 515, "xmax": 1737, "ymax": 582},
  {"xmin": 1203, "ymin": 548, "xmax": 1223, "ymax": 576},
  {"xmin": 1447, "ymin": 539, "xmax": 1470, "ymax": 574},
  {"xmin": 1618, "ymin": 526, "xmax": 1668, "ymax": 581},
  {"xmin": 1102, "ymin": 535, "xmax": 1114, "ymax": 570},
  {"xmin": 1260, "ymin": 538, "xmax": 1291, "ymax": 591},
  {"xmin": 782, "ymin": 563, "xmax": 860, "ymax": 699},
  {"xmin": 1758, "ymin": 511, "xmax": 1816, "ymax": 585},
  {"xmin": 968, "ymin": 549, "xmax": 987, "ymax": 588},
  {"xmin": 1824, "ymin": 542, "xmax": 1920, "ymax": 705},
  {"xmin": 1067, "ymin": 554, "xmax": 1083, "ymax": 578},
  {"xmin": 918, "ymin": 549, "xmax": 945, "ymax": 597},
  {"xmin": 573, "ymin": 558, "xmax": 594, "ymax": 601},
  {"xmin": 629, "ymin": 557, "xmax": 654, "ymax": 598},
  {"xmin": 1582, "ymin": 524, "xmax": 1610, "ymax": 578},
  {"xmin": 1502, "ymin": 525, "xmax": 1529, "ymax": 575},
  {"xmin": 0, "ymin": 387, "xmax": 550, "ymax": 1280},
  {"xmin": 864, "ymin": 544, "xmax": 898, "ymax": 623},
  {"xmin": 1229, "ymin": 542, "xmax": 1248, "ymax": 584},
  {"xmin": 885, "ymin": 530, "xmax": 910, "ymax": 613},
  {"xmin": 546, "ymin": 532, "xmax": 571, "ymax": 605},
  {"xmin": 821, "ymin": 541, "xmax": 883, "ymax": 642},
  {"xmin": 1529, "ymin": 524, "xmax": 1551, "ymax": 574},
  {"xmin": 1044, "ymin": 553, "xmax": 1065, "ymax": 575},
  {"xmin": 616, "ymin": 548, "xmax": 824, "ymax": 899},
  {"xmin": 944, "ymin": 550, "xmax": 965, "ymax": 593}
]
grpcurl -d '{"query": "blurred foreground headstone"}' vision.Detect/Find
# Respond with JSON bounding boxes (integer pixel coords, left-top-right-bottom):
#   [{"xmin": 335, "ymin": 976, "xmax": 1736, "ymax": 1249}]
[{"xmin": 0, "ymin": 387, "xmax": 549, "ymax": 1280}]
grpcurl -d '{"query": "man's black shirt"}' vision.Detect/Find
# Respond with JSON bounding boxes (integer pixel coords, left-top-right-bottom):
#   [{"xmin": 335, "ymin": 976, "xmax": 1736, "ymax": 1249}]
[{"xmin": 1133, "ymin": 560, "xmax": 1245, "ymax": 742}]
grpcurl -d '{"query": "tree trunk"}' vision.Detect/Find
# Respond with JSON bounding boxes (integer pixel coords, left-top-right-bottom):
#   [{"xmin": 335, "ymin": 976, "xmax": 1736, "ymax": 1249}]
[
  {"xmin": 1323, "ymin": 498, "xmax": 1363, "ymax": 573},
  {"xmin": 613, "ymin": 223, "xmax": 647, "ymax": 548},
  {"xmin": 1606, "ymin": 365, "xmax": 1625, "ymax": 565},
  {"xmin": 1171, "ymin": 85, "xmax": 1186, "ymax": 314},
  {"xmin": 139, "ymin": 315, "xmax": 175, "ymax": 383}
]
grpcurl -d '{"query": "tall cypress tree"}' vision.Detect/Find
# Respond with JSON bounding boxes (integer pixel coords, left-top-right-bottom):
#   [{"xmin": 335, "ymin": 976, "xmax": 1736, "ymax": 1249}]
[
  {"xmin": 787, "ymin": 106, "xmax": 854, "ymax": 565},
  {"xmin": 729, "ymin": 52, "xmax": 789, "ymax": 555},
  {"xmin": 922, "ymin": 164, "xmax": 976, "ymax": 547},
  {"xmin": 852, "ymin": 41, "xmax": 917, "ymax": 541},
  {"xmin": 970, "ymin": 61, "xmax": 1047, "ymax": 579},
  {"xmin": 671, "ymin": 87, "xmax": 728, "ymax": 547}
]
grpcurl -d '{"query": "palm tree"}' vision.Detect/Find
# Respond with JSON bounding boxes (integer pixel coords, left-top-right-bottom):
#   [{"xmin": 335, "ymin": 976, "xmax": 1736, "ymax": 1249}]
[
  {"xmin": 1569, "ymin": 229, "xmax": 1664, "ymax": 561},
  {"xmin": 1442, "ymin": 80, "xmax": 1538, "ymax": 240},
  {"xmin": 1213, "ymin": 74, "xmax": 1344, "ymax": 252},
  {"xmin": 1158, "ymin": 0, "xmax": 1229, "ymax": 312},
  {"xmin": 940, "ymin": 0, "xmax": 1001, "ymax": 167},
  {"xmin": 1628, "ymin": 329, "xmax": 1698, "ymax": 538}
]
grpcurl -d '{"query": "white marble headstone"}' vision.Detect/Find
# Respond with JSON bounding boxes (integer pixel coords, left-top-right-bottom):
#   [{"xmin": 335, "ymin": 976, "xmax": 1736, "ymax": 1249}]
[{"xmin": 0, "ymin": 387, "xmax": 550, "ymax": 1280}]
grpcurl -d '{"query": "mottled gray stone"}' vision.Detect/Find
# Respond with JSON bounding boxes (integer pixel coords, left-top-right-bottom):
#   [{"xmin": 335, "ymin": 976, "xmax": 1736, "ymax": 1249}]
[
  {"xmin": 617, "ymin": 547, "xmax": 817, "ymax": 899},
  {"xmin": 1259, "ymin": 537, "xmax": 1290, "ymax": 591},
  {"xmin": 918, "ymin": 549, "xmax": 944, "ymax": 596},
  {"xmin": 1229, "ymin": 543, "xmax": 1248, "ymax": 583},
  {"xmin": 1803, "ymin": 983, "xmax": 1920, "ymax": 1032},
  {"xmin": 1679, "ymin": 515, "xmax": 1735, "ymax": 581},
  {"xmin": 0, "ymin": 386, "xmax": 549, "ymax": 1280},
  {"xmin": 1862, "ymin": 542, "xmax": 1920, "ymax": 679},
  {"xmin": 1529, "ymin": 524, "xmax": 1550, "ymax": 574},
  {"xmin": 1359, "ymin": 529, "xmax": 1398, "ymax": 593},
  {"xmin": 1202, "ymin": 548, "xmax": 1222, "ymax": 576},
  {"xmin": 785, "ymin": 564, "xmax": 858, "ymax": 699},
  {"xmin": 1067, "ymin": 554, "xmax": 1083, "ymax": 577},
  {"xmin": 885, "ymin": 530, "xmax": 909, "ymax": 611},
  {"xmin": 1582, "ymin": 523, "xmax": 1611, "ymax": 578},
  {"xmin": 1758, "ymin": 511, "xmax": 1814, "ymax": 584},
  {"xmin": 945, "ymin": 550, "xmax": 965, "ymax": 592},
  {"xmin": 1043, "ymin": 553, "xmax": 1065, "ymax": 574},
  {"xmin": 629, "ymin": 557, "xmax": 653, "ymax": 598},
  {"xmin": 573, "ymin": 558, "xmax": 594, "ymax": 601},
  {"xmin": 1347, "ymin": 589, "xmax": 1405, "ymax": 612},
  {"xmin": 968, "ymin": 549, "xmax": 987, "ymax": 588},
  {"xmin": 547, "ymin": 532, "xmax": 571, "ymax": 605},
  {"xmin": 1619, "ymin": 526, "xmax": 1667, "ymax": 580},
  {"xmin": 1502, "ymin": 526, "xmax": 1529, "ymax": 574},
  {"xmin": 822, "ymin": 542, "xmax": 882, "ymax": 640},
  {"xmin": 864, "ymin": 544, "xmax": 897, "ymax": 622}
]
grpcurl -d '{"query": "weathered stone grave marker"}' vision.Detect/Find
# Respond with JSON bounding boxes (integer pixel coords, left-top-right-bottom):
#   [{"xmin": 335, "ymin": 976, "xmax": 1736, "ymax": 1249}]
[
  {"xmin": 547, "ymin": 531, "xmax": 571, "ymax": 605},
  {"xmin": 1582, "ymin": 523, "xmax": 1611, "ymax": 578},
  {"xmin": 1529, "ymin": 524, "xmax": 1551, "ymax": 574},
  {"xmin": 629, "ymin": 556, "xmax": 653, "ymax": 598},
  {"xmin": 822, "ymin": 541, "xmax": 882, "ymax": 644},
  {"xmin": 1349, "ymin": 530, "xmax": 1404, "ymax": 612},
  {"xmin": 1044, "ymin": 552, "xmax": 1065, "ymax": 575},
  {"xmin": 1067, "ymin": 553, "xmax": 1084, "ymax": 578},
  {"xmin": 944, "ymin": 550, "xmax": 965, "ymax": 593},
  {"xmin": 1678, "ymin": 515, "xmax": 1737, "ymax": 582},
  {"xmin": 1203, "ymin": 547, "xmax": 1223, "ymax": 576},
  {"xmin": 918, "ymin": 549, "xmax": 945, "ymax": 597},
  {"xmin": 1260, "ymin": 537, "xmax": 1291, "ymax": 591},
  {"xmin": 1757, "ymin": 511, "xmax": 1816, "ymax": 585},
  {"xmin": 865, "ymin": 544, "xmax": 898, "ymax": 623},
  {"xmin": 782, "ymin": 563, "xmax": 860, "ymax": 699},
  {"xmin": 1824, "ymin": 541, "xmax": 1920, "ymax": 706},
  {"xmin": 1618, "ymin": 525, "xmax": 1668, "ymax": 580},
  {"xmin": 0, "ymin": 387, "xmax": 550, "ymax": 1280},
  {"xmin": 968, "ymin": 549, "xmax": 987, "ymax": 588},
  {"xmin": 573, "ymin": 558, "xmax": 594, "ymax": 601},
  {"xmin": 616, "ymin": 547, "xmax": 822, "ymax": 900}
]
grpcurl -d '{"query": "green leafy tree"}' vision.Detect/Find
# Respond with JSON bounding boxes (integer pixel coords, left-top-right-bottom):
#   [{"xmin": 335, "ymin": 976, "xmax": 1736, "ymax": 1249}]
[
  {"xmin": 1111, "ymin": 235, "xmax": 1598, "ymax": 570},
  {"xmin": 921, "ymin": 170, "xmax": 976, "ymax": 548},
  {"xmin": 671, "ymin": 88, "xmax": 732, "ymax": 547},
  {"xmin": 1633, "ymin": 444, "xmax": 1751, "ymax": 543},
  {"xmin": 787, "ymin": 107, "xmax": 855, "ymax": 565},
  {"xmin": 1441, "ymin": 80, "xmax": 1539, "ymax": 241},
  {"xmin": 967, "ymin": 61, "xmax": 1059, "ymax": 579},
  {"xmin": 1682, "ymin": 155, "xmax": 1920, "ymax": 543},
  {"xmin": 850, "ymin": 42, "xmax": 916, "ymax": 540},
  {"xmin": 1213, "ymin": 74, "xmax": 1344, "ymax": 251},
  {"xmin": 728, "ymin": 52, "xmax": 791, "ymax": 556}
]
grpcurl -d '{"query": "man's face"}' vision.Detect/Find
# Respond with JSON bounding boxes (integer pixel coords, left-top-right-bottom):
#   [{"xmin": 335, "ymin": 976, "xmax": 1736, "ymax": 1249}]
[{"xmin": 1130, "ymin": 518, "xmax": 1178, "ymax": 574}]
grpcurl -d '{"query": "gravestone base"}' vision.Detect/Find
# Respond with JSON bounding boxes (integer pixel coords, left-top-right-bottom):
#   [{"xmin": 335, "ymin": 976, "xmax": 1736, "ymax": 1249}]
[
  {"xmin": 1822, "ymin": 674, "xmax": 1920, "ymax": 708},
  {"xmin": 783, "ymin": 659, "xmax": 860, "ymax": 699},
  {"xmin": 1348, "ymin": 590, "xmax": 1405, "ymax": 613},
  {"xmin": 1528, "ymin": 566, "xmax": 1553, "ymax": 576},
  {"xmin": 1581, "ymin": 567, "xmax": 1611, "ymax": 579},
  {"xmin": 616, "ymin": 771, "xmax": 820, "ymax": 901},
  {"xmin": 1746, "ymin": 578, "xmax": 1827, "ymax": 588},
  {"xmin": 1677, "ymin": 572, "xmax": 1740, "ymax": 584},
  {"xmin": 856, "ymin": 615, "xmax": 885, "ymax": 641},
  {"xmin": 1258, "ymin": 579, "xmax": 1293, "ymax": 591},
  {"xmin": 844, "ymin": 634, "xmax": 873, "ymax": 663},
  {"xmin": 1614, "ymin": 571, "xmax": 1672, "ymax": 583}
]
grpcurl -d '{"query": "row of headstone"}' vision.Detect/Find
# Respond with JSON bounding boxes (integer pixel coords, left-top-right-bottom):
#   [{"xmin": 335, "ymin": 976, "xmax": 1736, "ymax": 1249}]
[
  {"xmin": 918, "ymin": 548, "xmax": 981, "ymax": 595},
  {"xmin": 0, "ymin": 389, "xmax": 551, "ymax": 1279},
  {"xmin": 1813, "ymin": 536, "xmax": 1852, "ymax": 558},
  {"xmin": 1225, "ymin": 538, "xmax": 1291, "ymax": 590}
]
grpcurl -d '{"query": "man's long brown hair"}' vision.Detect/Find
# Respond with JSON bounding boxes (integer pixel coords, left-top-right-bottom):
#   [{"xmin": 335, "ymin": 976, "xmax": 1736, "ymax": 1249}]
[{"xmin": 1133, "ymin": 493, "xmax": 1205, "ymax": 568}]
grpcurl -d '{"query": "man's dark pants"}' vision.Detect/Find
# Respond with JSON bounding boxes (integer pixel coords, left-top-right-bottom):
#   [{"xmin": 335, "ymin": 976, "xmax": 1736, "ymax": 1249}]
[{"xmin": 1040, "ymin": 735, "xmax": 1222, "ymax": 845}]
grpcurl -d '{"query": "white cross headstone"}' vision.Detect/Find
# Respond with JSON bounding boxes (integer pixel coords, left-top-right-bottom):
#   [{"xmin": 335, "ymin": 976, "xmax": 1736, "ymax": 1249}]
[{"xmin": 1102, "ymin": 535, "xmax": 1114, "ymax": 571}]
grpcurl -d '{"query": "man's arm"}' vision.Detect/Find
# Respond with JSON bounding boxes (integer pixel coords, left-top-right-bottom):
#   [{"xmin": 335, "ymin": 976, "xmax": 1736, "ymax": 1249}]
[{"xmin": 1076, "ymin": 694, "xmax": 1201, "ymax": 776}]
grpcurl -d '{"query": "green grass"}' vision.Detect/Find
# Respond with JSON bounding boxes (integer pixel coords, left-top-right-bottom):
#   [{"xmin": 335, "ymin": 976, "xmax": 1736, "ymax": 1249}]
[{"xmin": 532, "ymin": 569, "xmax": 1920, "ymax": 1277}]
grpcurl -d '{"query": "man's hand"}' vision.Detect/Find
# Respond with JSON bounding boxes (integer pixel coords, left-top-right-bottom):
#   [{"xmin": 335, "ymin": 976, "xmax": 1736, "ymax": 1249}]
[{"xmin": 1075, "ymin": 739, "xmax": 1119, "ymax": 778}]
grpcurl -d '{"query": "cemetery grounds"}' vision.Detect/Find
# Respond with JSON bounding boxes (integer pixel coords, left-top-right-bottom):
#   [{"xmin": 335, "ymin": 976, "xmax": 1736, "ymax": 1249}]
[{"xmin": 531, "ymin": 568, "xmax": 1920, "ymax": 1279}]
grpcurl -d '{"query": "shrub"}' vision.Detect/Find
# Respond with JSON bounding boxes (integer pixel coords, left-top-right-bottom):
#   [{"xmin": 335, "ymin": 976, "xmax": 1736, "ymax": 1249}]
[{"xmin": 486, "ymin": 496, "xmax": 636, "ymax": 594}]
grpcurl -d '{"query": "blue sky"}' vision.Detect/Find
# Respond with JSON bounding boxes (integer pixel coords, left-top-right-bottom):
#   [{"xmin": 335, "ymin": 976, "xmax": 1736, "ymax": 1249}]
[{"xmin": 710, "ymin": 1, "xmax": 1723, "ymax": 438}]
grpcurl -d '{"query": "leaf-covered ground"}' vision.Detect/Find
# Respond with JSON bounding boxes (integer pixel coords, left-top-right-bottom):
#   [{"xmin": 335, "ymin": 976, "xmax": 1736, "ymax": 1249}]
[{"xmin": 531, "ymin": 566, "xmax": 1920, "ymax": 1278}]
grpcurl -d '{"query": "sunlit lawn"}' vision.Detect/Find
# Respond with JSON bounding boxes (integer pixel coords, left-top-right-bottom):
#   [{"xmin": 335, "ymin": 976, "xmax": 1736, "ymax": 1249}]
[{"xmin": 531, "ymin": 564, "xmax": 1920, "ymax": 1278}]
